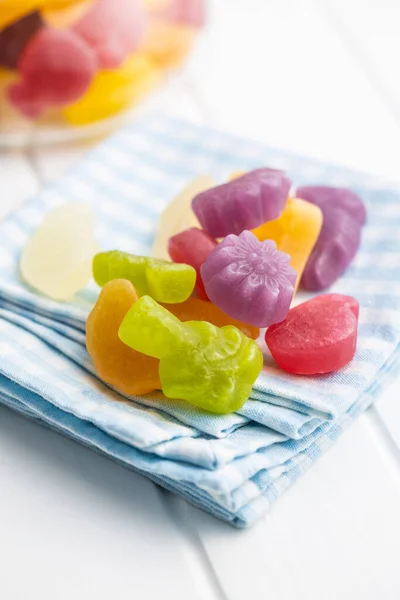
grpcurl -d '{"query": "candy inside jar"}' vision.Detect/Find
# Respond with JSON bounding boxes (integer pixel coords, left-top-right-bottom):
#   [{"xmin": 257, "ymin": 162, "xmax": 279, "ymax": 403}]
[{"xmin": 0, "ymin": 0, "xmax": 205, "ymax": 143}]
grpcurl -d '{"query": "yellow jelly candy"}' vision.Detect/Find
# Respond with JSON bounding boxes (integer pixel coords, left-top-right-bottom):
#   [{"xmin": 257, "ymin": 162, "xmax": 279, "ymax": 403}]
[
  {"xmin": 142, "ymin": 21, "xmax": 195, "ymax": 68},
  {"xmin": 42, "ymin": 0, "xmax": 95, "ymax": 28},
  {"xmin": 152, "ymin": 176, "xmax": 214, "ymax": 260},
  {"xmin": 63, "ymin": 53, "xmax": 160, "ymax": 126},
  {"xmin": 0, "ymin": 0, "xmax": 83, "ymax": 29},
  {"xmin": 20, "ymin": 202, "xmax": 99, "ymax": 300},
  {"xmin": 252, "ymin": 198, "xmax": 323, "ymax": 292},
  {"xmin": 229, "ymin": 171, "xmax": 246, "ymax": 181}
]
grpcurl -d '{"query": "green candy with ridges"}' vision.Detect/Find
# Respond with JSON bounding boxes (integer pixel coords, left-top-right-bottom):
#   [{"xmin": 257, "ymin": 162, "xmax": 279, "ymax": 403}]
[
  {"xmin": 118, "ymin": 296, "xmax": 263, "ymax": 414},
  {"xmin": 93, "ymin": 250, "xmax": 196, "ymax": 303}
]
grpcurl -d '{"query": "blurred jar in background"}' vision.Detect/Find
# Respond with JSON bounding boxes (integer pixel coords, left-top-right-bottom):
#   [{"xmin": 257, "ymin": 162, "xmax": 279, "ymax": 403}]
[{"xmin": 0, "ymin": 0, "xmax": 205, "ymax": 144}]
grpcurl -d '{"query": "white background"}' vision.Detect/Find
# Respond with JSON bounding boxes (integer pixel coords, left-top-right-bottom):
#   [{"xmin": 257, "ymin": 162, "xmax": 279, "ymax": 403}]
[{"xmin": 1, "ymin": 1, "xmax": 400, "ymax": 598}]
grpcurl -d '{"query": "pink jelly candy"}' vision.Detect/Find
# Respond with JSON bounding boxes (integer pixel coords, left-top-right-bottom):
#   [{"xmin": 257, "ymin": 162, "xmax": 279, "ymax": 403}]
[
  {"xmin": 192, "ymin": 168, "xmax": 291, "ymax": 238},
  {"xmin": 73, "ymin": 0, "xmax": 146, "ymax": 69},
  {"xmin": 154, "ymin": 0, "xmax": 206, "ymax": 28},
  {"xmin": 265, "ymin": 294, "xmax": 359, "ymax": 375},
  {"xmin": 168, "ymin": 227, "xmax": 217, "ymax": 300},
  {"xmin": 201, "ymin": 230, "xmax": 296, "ymax": 327},
  {"xmin": 0, "ymin": 11, "xmax": 43, "ymax": 69},
  {"xmin": 9, "ymin": 28, "xmax": 97, "ymax": 118},
  {"xmin": 297, "ymin": 186, "xmax": 367, "ymax": 291}
]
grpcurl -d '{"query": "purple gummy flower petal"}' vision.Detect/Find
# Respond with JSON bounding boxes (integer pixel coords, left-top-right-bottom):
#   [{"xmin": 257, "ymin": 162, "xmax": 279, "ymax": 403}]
[
  {"xmin": 192, "ymin": 168, "xmax": 292, "ymax": 238},
  {"xmin": 201, "ymin": 230, "xmax": 296, "ymax": 327}
]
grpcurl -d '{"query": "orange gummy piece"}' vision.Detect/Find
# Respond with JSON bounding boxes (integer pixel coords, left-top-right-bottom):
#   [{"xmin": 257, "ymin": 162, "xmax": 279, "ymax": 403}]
[
  {"xmin": 142, "ymin": 21, "xmax": 195, "ymax": 68},
  {"xmin": 86, "ymin": 279, "xmax": 161, "ymax": 396},
  {"xmin": 252, "ymin": 198, "xmax": 323, "ymax": 292},
  {"xmin": 162, "ymin": 297, "xmax": 260, "ymax": 340}
]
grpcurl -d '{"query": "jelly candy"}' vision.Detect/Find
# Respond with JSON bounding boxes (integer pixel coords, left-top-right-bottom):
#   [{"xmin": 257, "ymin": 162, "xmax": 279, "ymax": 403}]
[
  {"xmin": 152, "ymin": 176, "xmax": 214, "ymax": 261},
  {"xmin": 43, "ymin": 0, "xmax": 95, "ymax": 28},
  {"xmin": 265, "ymin": 294, "xmax": 359, "ymax": 375},
  {"xmin": 163, "ymin": 297, "xmax": 260, "ymax": 340},
  {"xmin": 168, "ymin": 228, "xmax": 217, "ymax": 300},
  {"xmin": 150, "ymin": 0, "xmax": 206, "ymax": 28},
  {"xmin": 192, "ymin": 168, "xmax": 291, "ymax": 238},
  {"xmin": 73, "ymin": 0, "xmax": 146, "ymax": 69},
  {"xmin": 9, "ymin": 28, "xmax": 97, "ymax": 118},
  {"xmin": 119, "ymin": 296, "xmax": 263, "ymax": 413},
  {"xmin": 201, "ymin": 230, "xmax": 296, "ymax": 327},
  {"xmin": 0, "ymin": 12, "xmax": 43, "ymax": 69},
  {"xmin": 64, "ymin": 53, "xmax": 160, "ymax": 126},
  {"xmin": 296, "ymin": 186, "xmax": 366, "ymax": 291},
  {"xmin": 142, "ymin": 21, "xmax": 195, "ymax": 68},
  {"xmin": 0, "ymin": 0, "xmax": 79, "ymax": 29},
  {"xmin": 252, "ymin": 198, "xmax": 323, "ymax": 291},
  {"xmin": 20, "ymin": 203, "xmax": 98, "ymax": 300},
  {"xmin": 86, "ymin": 279, "xmax": 161, "ymax": 395},
  {"xmin": 93, "ymin": 250, "xmax": 196, "ymax": 303}
]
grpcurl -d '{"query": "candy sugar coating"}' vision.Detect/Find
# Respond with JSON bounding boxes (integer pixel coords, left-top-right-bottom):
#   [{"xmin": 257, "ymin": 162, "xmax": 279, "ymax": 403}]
[
  {"xmin": 119, "ymin": 296, "xmax": 263, "ymax": 414},
  {"xmin": 64, "ymin": 53, "xmax": 160, "ymax": 126},
  {"xmin": 152, "ymin": 176, "xmax": 214, "ymax": 261},
  {"xmin": 20, "ymin": 203, "xmax": 98, "ymax": 300},
  {"xmin": 192, "ymin": 168, "xmax": 292, "ymax": 238},
  {"xmin": 86, "ymin": 280, "xmax": 161, "ymax": 395},
  {"xmin": 201, "ymin": 230, "xmax": 297, "ymax": 327},
  {"xmin": 296, "ymin": 186, "xmax": 367, "ymax": 291},
  {"xmin": 162, "ymin": 297, "xmax": 260, "ymax": 340},
  {"xmin": 265, "ymin": 294, "xmax": 359, "ymax": 375},
  {"xmin": 168, "ymin": 228, "xmax": 217, "ymax": 300},
  {"xmin": 73, "ymin": 0, "xmax": 146, "ymax": 69},
  {"xmin": 93, "ymin": 250, "xmax": 196, "ymax": 303},
  {"xmin": 9, "ymin": 28, "xmax": 97, "ymax": 118},
  {"xmin": 0, "ymin": 11, "xmax": 43, "ymax": 69},
  {"xmin": 252, "ymin": 198, "xmax": 323, "ymax": 292}
]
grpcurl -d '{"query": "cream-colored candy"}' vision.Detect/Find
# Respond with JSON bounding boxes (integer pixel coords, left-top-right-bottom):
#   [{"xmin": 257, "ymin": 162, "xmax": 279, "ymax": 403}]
[
  {"xmin": 152, "ymin": 175, "xmax": 214, "ymax": 260},
  {"xmin": 20, "ymin": 203, "xmax": 98, "ymax": 300}
]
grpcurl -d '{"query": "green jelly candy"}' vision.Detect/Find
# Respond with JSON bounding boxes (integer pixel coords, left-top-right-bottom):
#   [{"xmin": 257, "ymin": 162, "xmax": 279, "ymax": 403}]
[
  {"xmin": 118, "ymin": 296, "xmax": 263, "ymax": 414},
  {"xmin": 93, "ymin": 250, "xmax": 196, "ymax": 303}
]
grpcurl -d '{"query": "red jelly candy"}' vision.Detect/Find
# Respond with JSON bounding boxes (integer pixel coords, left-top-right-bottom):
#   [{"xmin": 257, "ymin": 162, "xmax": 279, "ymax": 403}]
[
  {"xmin": 265, "ymin": 294, "xmax": 359, "ymax": 375},
  {"xmin": 73, "ymin": 0, "xmax": 146, "ymax": 69},
  {"xmin": 168, "ymin": 227, "xmax": 217, "ymax": 300},
  {"xmin": 9, "ymin": 28, "xmax": 97, "ymax": 118}
]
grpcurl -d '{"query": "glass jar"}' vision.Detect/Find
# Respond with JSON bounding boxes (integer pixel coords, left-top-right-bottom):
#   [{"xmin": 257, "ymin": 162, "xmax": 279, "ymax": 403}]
[{"xmin": 0, "ymin": 0, "xmax": 205, "ymax": 145}]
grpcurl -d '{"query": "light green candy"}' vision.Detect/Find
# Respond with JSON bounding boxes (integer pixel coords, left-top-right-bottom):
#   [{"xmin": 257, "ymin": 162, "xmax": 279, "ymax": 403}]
[
  {"xmin": 93, "ymin": 250, "xmax": 196, "ymax": 304},
  {"xmin": 118, "ymin": 296, "xmax": 263, "ymax": 414}
]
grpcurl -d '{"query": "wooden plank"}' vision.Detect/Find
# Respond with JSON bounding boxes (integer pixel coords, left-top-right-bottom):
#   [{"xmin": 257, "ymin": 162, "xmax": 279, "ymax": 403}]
[
  {"xmin": 188, "ymin": 413, "xmax": 400, "ymax": 600},
  {"xmin": 0, "ymin": 406, "xmax": 220, "ymax": 600}
]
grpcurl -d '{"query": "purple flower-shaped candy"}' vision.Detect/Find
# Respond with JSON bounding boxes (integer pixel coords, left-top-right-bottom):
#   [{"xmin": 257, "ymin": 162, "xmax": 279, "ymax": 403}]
[
  {"xmin": 297, "ymin": 186, "xmax": 367, "ymax": 290},
  {"xmin": 201, "ymin": 230, "xmax": 297, "ymax": 327},
  {"xmin": 192, "ymin": 168, "xmax": 291, "ymax": 238}
]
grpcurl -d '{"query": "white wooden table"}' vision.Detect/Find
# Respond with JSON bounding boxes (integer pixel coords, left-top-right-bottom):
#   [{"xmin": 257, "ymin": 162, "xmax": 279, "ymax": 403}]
[{"xmin": 2, "ymin": 1, "xmax": 400, "ymax": 598}]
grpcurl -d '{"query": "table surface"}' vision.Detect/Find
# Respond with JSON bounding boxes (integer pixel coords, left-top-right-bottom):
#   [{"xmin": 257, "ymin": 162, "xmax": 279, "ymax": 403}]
[{"xmin": 2, "ymin": 1, "xmax": 400, "ymax": 599}]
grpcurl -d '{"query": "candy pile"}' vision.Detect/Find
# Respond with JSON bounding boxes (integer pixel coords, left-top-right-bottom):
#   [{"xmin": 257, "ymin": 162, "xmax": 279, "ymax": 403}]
[
  {"xmin": 20, "ymin": 168, "xmax": 366, "ymax": 414},
  {"xmin": 0, "ymin": 0, "xmax": 205, "ymax": 128}
]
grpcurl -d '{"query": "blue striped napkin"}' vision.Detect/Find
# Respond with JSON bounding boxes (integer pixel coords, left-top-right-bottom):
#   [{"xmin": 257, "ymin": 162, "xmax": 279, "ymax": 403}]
[{"xmin": 0, "ymin": 115, "xmax": 399, "ymax": 526}]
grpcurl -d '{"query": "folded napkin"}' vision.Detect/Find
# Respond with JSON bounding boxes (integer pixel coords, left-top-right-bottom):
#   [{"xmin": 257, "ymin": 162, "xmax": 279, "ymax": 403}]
[{"xmin": 0, "ymin": 115, "xmax": 399, "ymax": 526}]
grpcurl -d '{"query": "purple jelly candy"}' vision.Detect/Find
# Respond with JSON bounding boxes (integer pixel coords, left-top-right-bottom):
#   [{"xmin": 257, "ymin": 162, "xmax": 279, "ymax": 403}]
[
  {"xmin": 192, "ymin": 168, "xmax": 291, "ymax": 238},
  {"xmin": 0, "ymin": 12, "xmax": 43, "ymax": 69},
  {"xmin": 201, "ymin": 230, "xmax": 296, "ymax": 327},
  {"xmin": 297, "ymin": 186, "xmax": 367, "ymax": 291}
]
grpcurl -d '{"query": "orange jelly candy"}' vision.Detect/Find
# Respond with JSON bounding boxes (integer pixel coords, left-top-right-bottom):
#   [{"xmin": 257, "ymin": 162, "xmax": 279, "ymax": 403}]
[
  {"xmin": 142, "ymin": 21, "xmax": 195, "ymax": 68},
  {"xmin": 86, "ymin": 279, "xmax": 161, "ymax": 396},
  {"xmin": 252, "ymin": 198, "xmax": 323, "ymax": 291},
  {"xmin": 162, "ymin": 297, "xmax": 260, "ymax": 340}
]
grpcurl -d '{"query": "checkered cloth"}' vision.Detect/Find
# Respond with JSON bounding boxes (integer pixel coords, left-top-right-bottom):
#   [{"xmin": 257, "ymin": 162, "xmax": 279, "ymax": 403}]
[{"xmin": 0, "ymin": 115, "xmax": 399, "ymax": 527}]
